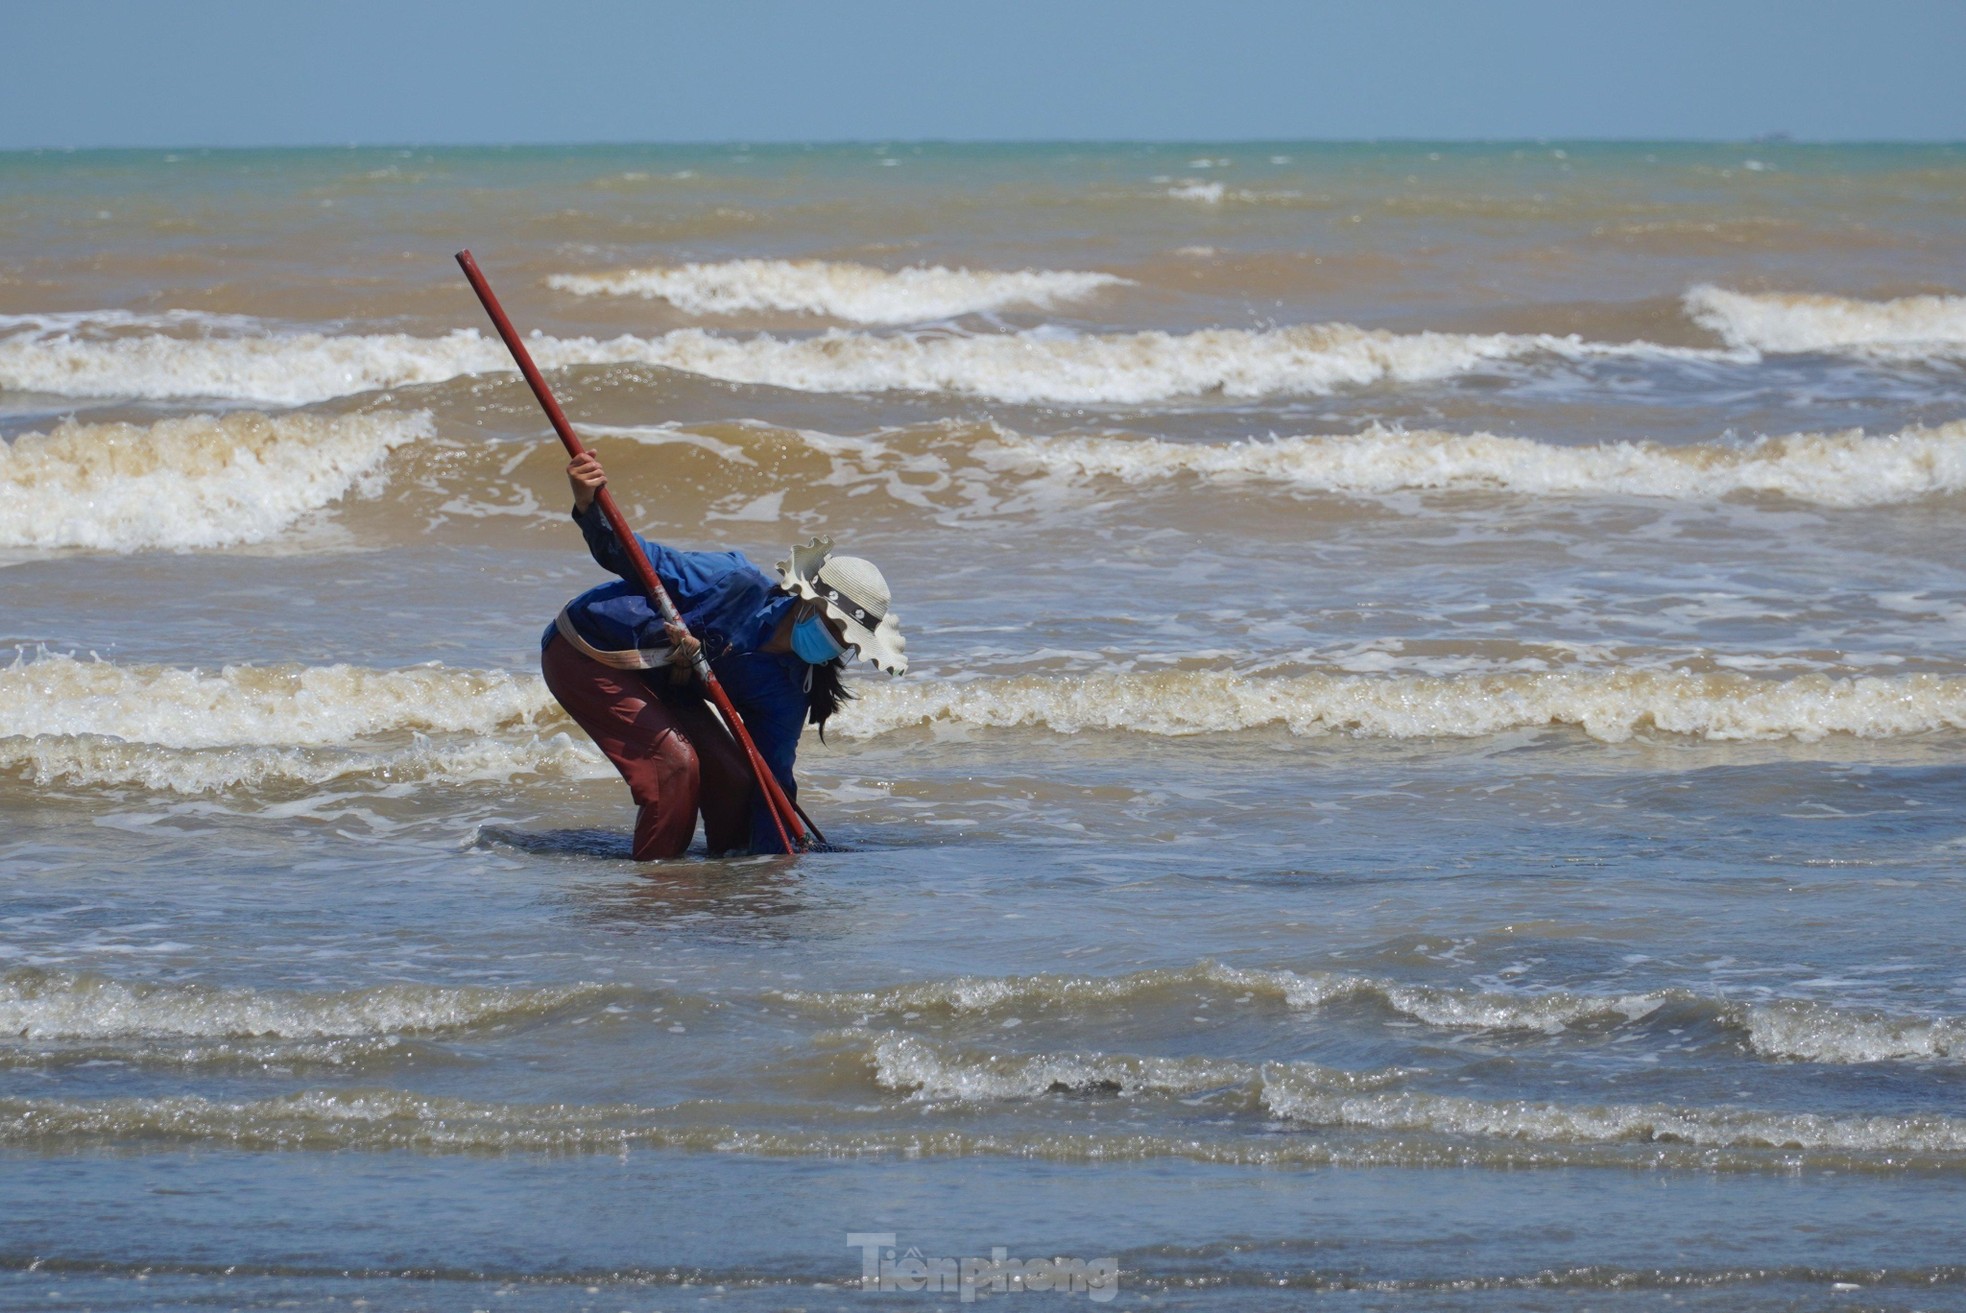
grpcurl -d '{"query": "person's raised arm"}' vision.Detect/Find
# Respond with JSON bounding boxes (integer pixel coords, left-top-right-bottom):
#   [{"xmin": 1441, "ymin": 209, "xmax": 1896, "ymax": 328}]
[
  {"xmin": 565, "ymin": 451, "xmax": 700, "ymax": 663},
  {"xmin": 566, "ymin": 449, "xmax": 642, "ymax": 577}
]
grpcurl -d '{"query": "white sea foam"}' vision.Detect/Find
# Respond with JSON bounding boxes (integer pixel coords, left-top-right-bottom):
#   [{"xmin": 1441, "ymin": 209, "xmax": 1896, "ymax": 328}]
[
  {"xmin": 581, "ymin": 418, "xmax": 1966, "ymax": 511},
  {"xmin": 0, "ymin": 1089, "xmax": 682, "ymax": 1154},
  {"xmin": 637, "ymin": 323, "xmax": 1577, "ymax": 404},
  {"xmin": 1686, "ymin": 285, "xmax": 1966, "ymax": 354},
  {"xmin": 983, "ymin": 421, "xmax": 1966, "ymax": 507},
  {"xmin": 793, "ymin": 963, "xmax": 1966, "ymax": 1067},
  {"xmin": 0, "ymin": 655, "xmax": 592, "ymax": 793},
  {"xmin": 0, "ymin": 1085, "xmax": 1959, "ymax": 1167},
  {"xmin": 1742, "ymin": 999, "xmax": 1966, "ymax": 1064},
  {"xmin": 864, "ymin": 1032, "xmax": 1406, "ymax": 1105},
  {"xmin": 0, "ymin": 732, "xmax": 601, "ymax": 794},
  {"xmin": 837, "ymin": 667, "xmax": 1966, "ymax": 743},
  {"xmin": 47, "ymin": 295, "xmax": 1966, "ymax": 407},
  {"xmin": 1167, "ymin": 180, "xmax": 1227, "ymax": 203},
  {"xmin": 791, "ymin": 965, "xmax": 1667, "ymax": 1032},
  {"xmin": 868, "ymin": 1031, "xmax": 1966, "ymax": 1154},
  {"xmin": 546, "ymin": 259, "xmax": 1130, "ymax": 322},
  {"xmin": 0, "ymin": 324, "xmax": 512, "ymax": 404},
  {"xmin": 1259, "ymin": 1070, "xmax": 1966, "ymax": 1155},
  {"xmin": 861, "ymin": 1033, "xmax": 1966, "ymax": 1155},
  {"xmin": 0, "ymin": 967, "xmax": 614, "ymax": 1040},
  {"xmin": 0, "ymin": 410, "xmax": 432, "ymax": 550},
  {"xmin": 0, "ymin": 654, "xmax": 557, "ymax": 749},
  {"xmin": 0, "ymin": 308, "xmax": 270, "ymax": 336},
  {"xmin": 865, "ymin": 1032, "xmax": 1263, "ymax": 1103},
  {"xmin": 12, "ymin": 654, "xmax": 1966, "ymax": 791},
  {"xmin": 13, "ymin": 656, "xmax": 1966, "ymax": 799},
  {"xmin": 0, "ymin": 318, "xmax": 1659, "ymax": 406}
]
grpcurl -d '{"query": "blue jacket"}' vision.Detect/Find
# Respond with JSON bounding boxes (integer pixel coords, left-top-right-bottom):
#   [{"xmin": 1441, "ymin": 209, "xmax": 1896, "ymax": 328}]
[{"xmin": 544, "ymin": 504, "xmax": 804, "ymax": 854}]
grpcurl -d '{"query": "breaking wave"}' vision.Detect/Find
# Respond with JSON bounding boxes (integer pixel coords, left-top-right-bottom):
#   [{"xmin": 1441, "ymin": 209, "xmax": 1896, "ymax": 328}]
[
  {"xmin": 0, "ymin": 309, "xmax": 270, "ymax": 335},
  {"xmin": 0, "ymin": 733, "xmax": 600, "ymax": 794},
  {"xmin": 865, "ymin": 1032, "xmax": 1966, "ymax": 1156},
  {"xmin": 1686, "ymin": 285, "xmax": 1966, "ymax": 354},
  {"xmin": 791, "ymin": 962, "xmax": 1966, "ymax": 1066},
  {"xmin": 576, "ymin": 418, "xmax": 1966, "ymax": 512},
  {"xmin": 545, "ymin": 258, "xmax": 1129, "ymax": 322},
  {"xmin": 0, "ymin": 655, "xmax": 593, "ymax": 793},
  {"xmin": 1257, "ymin": 1071, "xmax": 1966, "ymax": 1156},
  {"xmin": 863, "ymin": 1032, "xmax": 1400, "ymax": 1104},
  {"xmin": 12, "ymin": 655, "xmax": 1966, "ymax": 797},
  {"xmin": 0, "ymin": 967, "xmax": 616, "ymax": 1041},
  {"xmin": 838, "ymin": 667, "xmax": 1966, "ymax": 743},
  {"xmin": 0, "ymin": 317, "xmax": 1674, "ymax": 406},
  {"xmin": 1742, "ymin": 999, "xmax": 1966, "ymax": 1065},
  {"xmin": 0, "ymin": 410, "xmax": 431, "ymax": 550},
  {"xmin": 559, "ymin": 323, "xmax": 1621, "ymax": 405},
  {"xmin": 0, "ymin": 323, "xmax": 512, "ymax": 405},
  {"xmin": 982, "ymin": 421, "xmax": 1966, "ymax": 507},
  {"xmin": 0, "ymin": 654, "xmax": 555, "ymax": 749},
  {"xmin": 15, "ymin": 292, "xmax": 1963, "ymax": 408},
  {"xmin": 3, "ymin": 1083, "xmax": 1962, "ymax": 1170},
  {"xmin": 11, "ymin": 410, "xmax": 1943, "ymax": 560}
]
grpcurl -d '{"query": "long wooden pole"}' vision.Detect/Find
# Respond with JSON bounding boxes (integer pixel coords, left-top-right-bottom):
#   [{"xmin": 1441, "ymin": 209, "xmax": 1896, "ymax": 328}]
[{"xmin": 455, "ymin": 249, "xmax": 808, "ymax": 855}]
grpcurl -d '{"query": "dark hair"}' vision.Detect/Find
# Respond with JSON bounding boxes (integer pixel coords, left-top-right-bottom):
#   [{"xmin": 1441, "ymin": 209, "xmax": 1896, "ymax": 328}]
[{"xmin": 805, "ymin": 656, "xmax": 852, "ymax": 740}]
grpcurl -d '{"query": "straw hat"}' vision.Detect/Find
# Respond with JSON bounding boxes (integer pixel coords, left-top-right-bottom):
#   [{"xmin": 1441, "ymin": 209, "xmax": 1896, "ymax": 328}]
[{"xmin": 777, "ymin": 537, "xmax": 907, "ymax": 675}]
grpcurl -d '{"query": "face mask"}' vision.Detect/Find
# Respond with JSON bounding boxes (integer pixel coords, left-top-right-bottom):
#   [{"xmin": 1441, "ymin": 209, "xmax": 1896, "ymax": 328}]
[{"xmin": 791, "ymin": 613, "xmax": 848, "ymax": 664}]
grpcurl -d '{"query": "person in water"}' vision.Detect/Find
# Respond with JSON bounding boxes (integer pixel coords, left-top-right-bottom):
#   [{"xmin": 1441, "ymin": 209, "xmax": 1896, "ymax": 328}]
[{"xmin": 541, "ymin": 449, "xmax": 906, "ymax": 858}]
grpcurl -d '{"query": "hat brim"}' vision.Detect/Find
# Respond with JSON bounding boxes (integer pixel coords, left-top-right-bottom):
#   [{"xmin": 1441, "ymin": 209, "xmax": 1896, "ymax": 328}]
[{"xmin": 777, "ymin": 537, "xmax": 908, "ymax": 675}]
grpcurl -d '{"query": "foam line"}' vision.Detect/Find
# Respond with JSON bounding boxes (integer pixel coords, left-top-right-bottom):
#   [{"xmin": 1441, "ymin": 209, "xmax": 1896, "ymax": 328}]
[
  {"xmin": 547, "ymin": 258, "xmax": 1129, "ymax": 322},
  {"xmin": 1686, "ymin": 285, "xmax": 1966, "ymax": 353}
]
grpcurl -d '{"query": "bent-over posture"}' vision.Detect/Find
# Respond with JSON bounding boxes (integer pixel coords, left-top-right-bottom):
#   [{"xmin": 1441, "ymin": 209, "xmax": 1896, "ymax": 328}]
[{"xmin": 541, "ymin": 450, "xmax": 906, "ymax": 857}]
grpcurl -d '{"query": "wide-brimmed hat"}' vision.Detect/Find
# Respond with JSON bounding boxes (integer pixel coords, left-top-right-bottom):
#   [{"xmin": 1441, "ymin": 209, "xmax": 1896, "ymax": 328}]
[{"xmin": 777, "ymin": 537, "xmax": 907, "ymax": 675}]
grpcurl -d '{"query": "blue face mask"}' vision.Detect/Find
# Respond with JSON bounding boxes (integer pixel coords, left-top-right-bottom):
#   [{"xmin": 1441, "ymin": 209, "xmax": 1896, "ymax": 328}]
[{"xmin": 791, "ymin": 613, "xmax": 849, "ymax": 664}]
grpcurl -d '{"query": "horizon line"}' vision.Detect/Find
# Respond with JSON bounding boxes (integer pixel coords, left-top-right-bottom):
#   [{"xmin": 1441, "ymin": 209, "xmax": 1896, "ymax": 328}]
[{"xmin": 6, "ymin": 135, "xmax": 1966, "ymax": 155}]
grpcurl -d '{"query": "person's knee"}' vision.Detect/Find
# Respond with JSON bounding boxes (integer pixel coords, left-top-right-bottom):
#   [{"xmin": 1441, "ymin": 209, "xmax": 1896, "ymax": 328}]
[{"xmin": 625, "ymin": 732, "xmax": 699, "ymax": 807}]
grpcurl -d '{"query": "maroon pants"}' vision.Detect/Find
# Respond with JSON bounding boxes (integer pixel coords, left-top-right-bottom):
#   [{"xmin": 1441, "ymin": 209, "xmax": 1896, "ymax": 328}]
[{"xmin": 541, "ymin": 634, "xmax": 754, "ymax": 859}]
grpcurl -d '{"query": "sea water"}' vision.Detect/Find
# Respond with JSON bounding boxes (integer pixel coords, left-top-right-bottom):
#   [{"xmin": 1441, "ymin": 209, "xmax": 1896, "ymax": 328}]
[{"xmin": 4, "ymin": 142, "xmax": 1966, "ymax": 1310}]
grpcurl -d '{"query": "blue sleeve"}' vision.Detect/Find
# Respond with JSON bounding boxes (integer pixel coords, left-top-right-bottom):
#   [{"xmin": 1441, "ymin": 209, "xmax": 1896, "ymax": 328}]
[
  {"xmin": 573, "ymin": 503, "xmax": 685, "ymax": 587},
  {"xmin": 573, "ymin": 504, "xmax": 746, "ymax": 622},
  {"xmin": 749, "ymin": 715, "xmax": 802, "ymax": 855}
]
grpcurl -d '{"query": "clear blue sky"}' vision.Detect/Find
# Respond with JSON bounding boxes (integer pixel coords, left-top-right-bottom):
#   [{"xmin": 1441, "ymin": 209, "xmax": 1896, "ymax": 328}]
[{"xmin": 8, "ymin": 0, "xmax": 1964, "ymax": 149}]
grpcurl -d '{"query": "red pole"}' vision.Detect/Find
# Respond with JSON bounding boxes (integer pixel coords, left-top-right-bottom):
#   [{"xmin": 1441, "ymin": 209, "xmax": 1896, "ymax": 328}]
[{"xmin": 455, "ymin": 249, "xmax": 808, "ymax": 855}]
